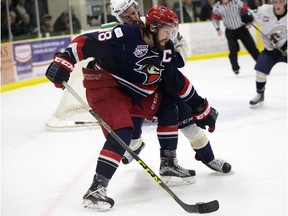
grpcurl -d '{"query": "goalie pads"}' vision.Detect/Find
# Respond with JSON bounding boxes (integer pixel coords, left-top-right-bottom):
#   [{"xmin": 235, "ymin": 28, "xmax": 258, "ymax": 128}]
[
  {"xmin": 192, "ymin": 99, "xmax": 218, "ymax": 133},
  {"xmin": 45, "ymin": 52, "xmax": 75, "ymax": 88}
]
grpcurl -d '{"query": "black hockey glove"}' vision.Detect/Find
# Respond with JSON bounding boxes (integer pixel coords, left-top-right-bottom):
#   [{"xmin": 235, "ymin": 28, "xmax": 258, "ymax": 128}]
[
  {"xmin": 241, "ymin": 11, "xmax": 254, "ymax": 24},
  {"xmin": 192, "ymin": 98, "xmax": 218, "ymax": 133},
  {"xmin": 45, "ymin": 52, "xmax": 75, "ymax": 88}
]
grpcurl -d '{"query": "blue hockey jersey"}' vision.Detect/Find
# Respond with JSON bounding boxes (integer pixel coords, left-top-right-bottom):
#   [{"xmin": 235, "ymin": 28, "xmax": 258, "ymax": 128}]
[{"xmin": 63, "ymin": 24, "xmax": 190, "ymax": 105}]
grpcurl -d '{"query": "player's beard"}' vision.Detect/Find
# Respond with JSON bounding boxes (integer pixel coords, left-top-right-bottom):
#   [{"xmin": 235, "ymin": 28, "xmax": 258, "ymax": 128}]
[{"xmin": 153, "ymin": 32, "xmax": 166, "ymax": 52}]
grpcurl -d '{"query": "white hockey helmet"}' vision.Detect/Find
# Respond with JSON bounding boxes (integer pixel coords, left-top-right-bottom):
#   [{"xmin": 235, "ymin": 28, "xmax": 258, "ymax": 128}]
[{"xmin": 110, "ymin": 0, "xmax": 139, "ymax": 23}]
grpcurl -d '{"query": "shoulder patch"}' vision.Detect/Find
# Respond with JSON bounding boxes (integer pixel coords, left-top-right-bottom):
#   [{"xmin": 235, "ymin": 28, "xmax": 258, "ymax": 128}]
[{"xmin": 114, "ymin": 27, "xmax": 124, "ymax": 38}]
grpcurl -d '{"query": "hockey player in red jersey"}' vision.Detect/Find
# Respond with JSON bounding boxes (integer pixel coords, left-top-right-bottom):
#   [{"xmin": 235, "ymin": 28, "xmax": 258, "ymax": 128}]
[{"xmin": 110, "ymin": 0, "xmax": 232, "ymax": 182}]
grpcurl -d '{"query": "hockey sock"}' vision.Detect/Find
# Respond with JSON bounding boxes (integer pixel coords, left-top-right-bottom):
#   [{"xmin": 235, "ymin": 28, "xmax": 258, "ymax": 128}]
[
  {"xmin": 157, "ymin": 125, "xmax": 178, "ymax": 150},
  {"xmin": 131, "ymin": 117, "xmax": 144, "ymax": 139},
  {"xmin": 256, "ymin": 71, "xmax": 267, "ymax": 93},
  {"xmin": 194, "ymin": 142, "xmax": 214, "ymax": 164},
  {"xmin": 96, "ymin": 127, "xmax": 133, "ymax": 179}
]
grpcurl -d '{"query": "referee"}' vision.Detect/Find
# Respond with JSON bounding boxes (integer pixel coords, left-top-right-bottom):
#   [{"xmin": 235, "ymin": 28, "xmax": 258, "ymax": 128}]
[{"xmin": 211, "ymin": 0, "xmax": 260, "ymax": 74}]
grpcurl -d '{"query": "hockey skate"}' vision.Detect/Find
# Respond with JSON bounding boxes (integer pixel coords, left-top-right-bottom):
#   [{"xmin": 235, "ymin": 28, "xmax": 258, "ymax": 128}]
[
  {"xmin": 195, "ymin": 154, "xmax": 231, "ymax": 173},
  {"xmin": 82, "ymin": 175, "xmax": 114, "ymax": 211},
  {"xmin": 160, "ymin": 150, "xmax": 196, "ymax": 186},
  {"xmin": 206, "ymin": 158, "xmax": 231, "ymax": 173},
  {"xmin": 249, "ymin": 93, "xmax": 264, "ymax": 106},
  {"xmin": 122, "ymin": 139, "xmax": 145, "ymax": 164}
]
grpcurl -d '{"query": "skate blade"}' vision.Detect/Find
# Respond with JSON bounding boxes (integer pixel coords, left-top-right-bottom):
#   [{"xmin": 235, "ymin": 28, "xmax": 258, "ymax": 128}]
[
  {"xmin": 82, "ymin": 199, "xmax": 112, "ymax": 211},
  {"xmin": 161, "ymin": 176, "xmax": 196, "ymax": 187}
]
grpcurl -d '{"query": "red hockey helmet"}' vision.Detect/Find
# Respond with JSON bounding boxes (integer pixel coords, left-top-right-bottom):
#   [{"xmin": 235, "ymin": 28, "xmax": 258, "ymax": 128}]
[{"xmin": 146, "ymin": 5, "xmax": 179, "ymax": 28}]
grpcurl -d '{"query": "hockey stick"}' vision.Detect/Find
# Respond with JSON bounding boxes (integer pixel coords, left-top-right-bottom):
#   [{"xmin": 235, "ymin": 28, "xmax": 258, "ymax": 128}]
[
  {"xmin": 250, "ymin": 23, "xmax": 287, "ymax": 57},
  {"xmin": 61, "ymin": 81, "xmax": 219, "ymax": 214}
]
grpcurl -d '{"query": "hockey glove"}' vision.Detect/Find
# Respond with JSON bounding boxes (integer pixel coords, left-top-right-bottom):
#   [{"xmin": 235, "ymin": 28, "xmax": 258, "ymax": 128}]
[
  {"xmin": 241, "ymin": 11, "xmax": 254, "ymax": 24},
  {"xmin": 192, "ymin": 98, "xmax": 218, "ymax": 133},
  {"xmin": 45, "ymin": 52, "xmax": 75, "ymax": 88}
]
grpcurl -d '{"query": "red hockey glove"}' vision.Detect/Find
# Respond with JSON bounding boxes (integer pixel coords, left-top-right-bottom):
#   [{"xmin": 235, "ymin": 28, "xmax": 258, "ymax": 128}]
[
  {"xmin": 45, "ymin": 52, "xmax": 75, "ymax": 88},
  {"xmin": 192, "ymin": 98, "xmax": 218, "ymax": 133}
]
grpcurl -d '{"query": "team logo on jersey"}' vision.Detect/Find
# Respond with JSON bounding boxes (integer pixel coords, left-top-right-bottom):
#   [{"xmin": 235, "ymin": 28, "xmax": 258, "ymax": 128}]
[
  {"xmin": 134, "ymin": 56, "xmax": 164, "ymax": 84},
  {"xmin": 133, "ymin": 45, "xmax": 149, "ymax": 57}
]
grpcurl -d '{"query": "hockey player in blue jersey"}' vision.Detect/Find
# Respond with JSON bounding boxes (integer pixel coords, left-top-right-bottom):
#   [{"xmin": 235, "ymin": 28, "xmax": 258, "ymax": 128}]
[
  {"xmin": 110, "ymin": 0, "xmax": 232, "ymax": 182},
  {"xmin": 46, "ymin": 5, "xmax": 204, "ymax": 211},
  {"xmin": 241, "ymin": 0, "xmax": 287, "ymax": 106}
]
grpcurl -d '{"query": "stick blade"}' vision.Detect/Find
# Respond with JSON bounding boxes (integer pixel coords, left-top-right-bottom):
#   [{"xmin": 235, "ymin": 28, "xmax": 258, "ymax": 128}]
[
  {"xmin": 197, "ymin": 200, "xmax": 220, "ymax": 214},
  {"xmin": 181, "ymin": 200, "xmax": 219, "ymax": 213}
]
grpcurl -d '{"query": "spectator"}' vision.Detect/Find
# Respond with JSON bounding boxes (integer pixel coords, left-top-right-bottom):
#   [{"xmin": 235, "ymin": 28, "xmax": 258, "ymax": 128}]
[
  {"xmin": 53, "ymin": 8, "xmax": 81, "ymax": 35},
  {"xmin": 99, "ymin": 3, "xmax": 117, "ymax": 24},
  {"xmin": 14, "ymin": 0, "xmax": 27, "ymax": 23},
  {"xmin": 40, "ymin": 14, "xmax": 53, "ymax": 37},
  {"xmin": 19, "ymin": 12, "xmax": 36, "ymax": 36},
  {"xmin": 9, "ymin": 10, "xmax": 22, "ymax": 37},
  {"xmin": 24, "ymin": 0, "xmax": 48, "ymax": 29},
  {"xmin": 53, "ymin": 12, "xmax": 70, "ymax": 35},
  {"xmin": 173, "ymin": 0, "xmax": 200, "ymax": 22},
  {"xmin": 200, "ymin": 0, "xmax": 215, "ymax": 21}
]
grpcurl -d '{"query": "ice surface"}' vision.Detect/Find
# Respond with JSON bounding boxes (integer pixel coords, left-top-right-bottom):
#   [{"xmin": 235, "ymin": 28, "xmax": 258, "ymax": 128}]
[{"xmin": 1, "ymin": 55, "xmax": 287, "ymax": 216}]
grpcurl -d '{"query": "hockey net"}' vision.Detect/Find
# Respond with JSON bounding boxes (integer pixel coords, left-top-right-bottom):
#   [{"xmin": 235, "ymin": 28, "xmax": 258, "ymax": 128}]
[
  {"xmin": 45, "ymin": 58, "xmax": 157, "ymax": 131},
  {"xmin": 45, "ymin": 58, "xmax": 100, "ymax": 131}
]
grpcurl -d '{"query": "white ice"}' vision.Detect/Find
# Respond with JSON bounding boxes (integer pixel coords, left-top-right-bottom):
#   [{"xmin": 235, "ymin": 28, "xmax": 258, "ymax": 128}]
[{"xmin": 1, "ymin": 55, "xmax": 287, "ymax": 216}]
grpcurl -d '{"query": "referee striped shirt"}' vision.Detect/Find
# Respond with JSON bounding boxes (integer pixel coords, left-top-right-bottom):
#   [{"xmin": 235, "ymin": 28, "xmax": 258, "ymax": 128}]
[{"xmin": 211, "ymin": 0, "xmax": 248, "ymax": 30}]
